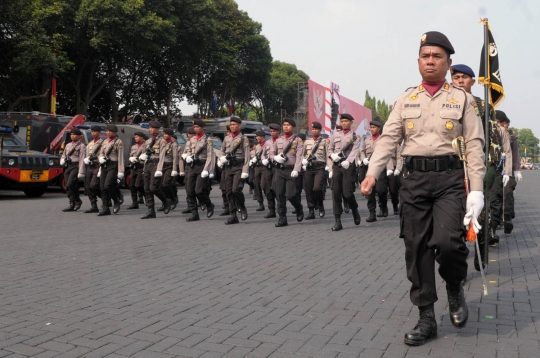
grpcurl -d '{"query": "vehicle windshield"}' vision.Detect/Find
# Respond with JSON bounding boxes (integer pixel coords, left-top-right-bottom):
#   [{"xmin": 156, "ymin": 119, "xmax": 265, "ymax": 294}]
[
  {"xmin": 0, "ymin": 133, "xmax": 27, "ymax": 147},
  {"xmin": 209, "ymin": 137, "xmax": 223, "ymax": 150},
  {"xmin": 176, "ymin": 136, "xmax": 187, "ymax": 146}
]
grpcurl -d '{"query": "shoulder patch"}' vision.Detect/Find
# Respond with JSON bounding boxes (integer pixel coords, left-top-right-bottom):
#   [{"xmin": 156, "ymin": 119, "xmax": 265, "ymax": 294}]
[{"xmin": 244, "ymin": 138, "xmax": 249, "ymax": 146}]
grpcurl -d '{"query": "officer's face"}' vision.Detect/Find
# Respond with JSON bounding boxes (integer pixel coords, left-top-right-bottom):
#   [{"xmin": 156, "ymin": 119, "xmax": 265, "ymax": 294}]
[
  {"xmin": 91, "ymin": 130, "xmax": 101, "ymax": 139},
  {"xmin": 163, "ymin": 133, "xmax": 171, "ymax": 141},
  {"xmin": 270, "ymin": 129, "xmax": 280, "ymax": 138},
  {"xmin": 451, "ymin": 73, "xmax": 475, "ymax": 93},
  {"xmin": 229, "ymin": 122, "xmax": 240, "ymax": 133},
  {"xmin": 106, "ymin": 130, "xmax": 116, "ymax": 138},
  {"xmin": 282, "ymin": 123, "xmax": 294, "ymax": 134},
  {"xmin": 418, "ymin": 46, "xmax": 452, "ymax": 82},
  {"xmin": 70, "ymin": 133, "xmax": 80, "ymax": 142},
  {"xmin": 340, "ymin": 119, "xmax": 352, "ymax": 130},
  {"xmin": 312, "ymin": 128, "xmax": 321, "ymax": 136},
  {"xmin": 256, "ymin": 135, "xmax": 265, "ymax": 143},
  {"xmin": 369, "ymin": 125, "xmax": 380, "ymax": 135},
  {"xmin": 134, "ymin": 135, "xmax": 143, "ymax": 143},
  {"xmin": 149, "ymin": 127, "xmax": 159, "ymax": 136},
  {"xmin": 193, "ymin": 125, "xmax": 203, "ymax": 134},
  {"xmin": 187, "ymin": 133, "xmax": 194, "ymax": 139}
]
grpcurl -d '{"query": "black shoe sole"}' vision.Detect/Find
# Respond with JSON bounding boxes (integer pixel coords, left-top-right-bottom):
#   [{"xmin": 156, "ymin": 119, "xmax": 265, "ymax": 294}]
[{"xmin": 404, "ymin": 332, "xmax": 437, "ymax": 346}]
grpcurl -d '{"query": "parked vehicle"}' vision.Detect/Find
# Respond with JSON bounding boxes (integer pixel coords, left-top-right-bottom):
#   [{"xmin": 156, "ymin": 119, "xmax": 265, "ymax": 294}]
[{"xmin": 521, "ymin": 162, "xmax": 533, "ymax": 170}]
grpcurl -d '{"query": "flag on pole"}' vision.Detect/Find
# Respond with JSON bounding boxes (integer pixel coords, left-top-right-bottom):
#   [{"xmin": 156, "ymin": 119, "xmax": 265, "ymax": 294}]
[
  {"xmin": 478, "ymin": 25, "xmax": 505, "ymax": 107},
  {"xmin": 51, "ymin": 77, "xmax": 57, "ymax": 115}
]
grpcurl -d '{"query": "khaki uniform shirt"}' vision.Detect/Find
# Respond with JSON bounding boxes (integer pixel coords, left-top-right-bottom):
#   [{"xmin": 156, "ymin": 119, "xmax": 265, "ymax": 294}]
[
  {"xmin": 62, "ymin": 141, "xmax": 86, "ymax": 174},
  {"xmin": 100, "ymin": 137, "xmax": 125, "ymax": 174},
  {"xmin": 367, "ymin": 82, "xmax": 485, "ymax": 191},
  {"xmin": 261, "ymin": 139, "xmax": 277, "ymax": 162},
  {"xmin": 157, "ymin": 139, "xmax": 179, "ymax": 172},
  {"xmin": 86, "ymin": 138, "xmax": 104, "ymax": 164},
  {"xmin": 304, "ymin": 136, "xmax": 332, "ymax": 168},
  {"xmin": 178, "ymin": 146, "xmax": 185, "ymax": 174},
  {"xmin": 219, "ymin": 133, "xmax": 250, "ymax": 173},
  {"xmin": 129, "ymin": 143, "xmax": 146, "ymax": 159},
  {"xmin": 184, "ymin": 134, "xmax": 215, "ymax": 173},
  {"xmin": 360, "ymin": 135, "xmax": 393, "ymax": 171},
  {"xmin": 328, "ymin": 130, "xmax": 361, "ymax": 165},
  {"xmin": 497, "ymin": 124, "xmax": 512, "ymax": 175},
  {"xmin": 269, "ymin": 135, "xmax": 304, "ymax": 172}
]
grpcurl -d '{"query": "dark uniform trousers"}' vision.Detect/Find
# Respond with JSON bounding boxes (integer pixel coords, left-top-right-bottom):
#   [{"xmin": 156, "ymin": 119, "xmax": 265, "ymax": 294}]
[
  {"xmin": 265, "ymin": 166, "xmax": 276, "ymax": 210},
  {"xmin": 224, "ymin": 163, "xmax": 245, "ymax": 211},
  {"xmin": 65, "ymin": 163, "xmax": 81, "ymax": 203},
  {"xmin": 85, "ymin": 164, "xmax": 101, "ymax": 204},
  {"xmin": 253, "ymin": 166, "xmax": 266, "ymax": 203},
  {"xmin": 295, "ymin": 171, "xmax": 304, "ymax": 203},
  {"xmin": 331, "ymin": 164, "xmax": 358, "ymax": 215},
  {"xmin": 129, "ymin": 165, "xmax": 144, "ymax": 203},
  {"xmin": 488, "ymin": 168, "xmax": 504, "ymax": 229},
  {"xmin": 303, "ymin": 163, "xmax": 325, "ymax": 209},
  {"xmin": 219, "ymin": 168, "xmax": 229, "ymax": 208},
  {"xmin": 274, "ymin": 167, "xmax": 302, "ymax": 216},
  {"xmin": 367, "ymin": 170, "xmax": 388, "ymax": 212},
  {"xmin": 161, "ymin": 163, "xmax": 175, "ymax": 199},
  {"xmin": 400, "ymin": 168, "xmax": 468, "ymax": 307},
  {"xmin": 503, "ymin": 176, "xmax": 517, "ymax": 221},
  {"xmin": 357, "ymin": 165, "xmax": 367, "ymax": 184},
  {"xmin": 186, "ymin": 163, "xmax": 212, "ymax": 211},
  {"xmin": 100, "ymin": 161, "xmax": 119, "ymax": 206},
  {"xmin": 388, "ymin": 174, "xmax": 400, "ymax": 209},
  {"xmin": 143, "ymin": 161, "xmax": 167, "ymax": 207}
]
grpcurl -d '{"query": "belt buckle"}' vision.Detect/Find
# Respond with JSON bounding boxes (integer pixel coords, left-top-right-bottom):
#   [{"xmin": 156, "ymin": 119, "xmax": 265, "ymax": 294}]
[{"xmin": 425, "ymin": 158, "xmax": 436, "ymax": 172}]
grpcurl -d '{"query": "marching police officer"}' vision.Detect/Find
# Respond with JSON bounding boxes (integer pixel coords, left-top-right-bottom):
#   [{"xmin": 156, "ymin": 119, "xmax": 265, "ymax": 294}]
[
  {"xmin": 302, "ymin": 121, "xmax": 331, "ymax": 219},
  {"xmin": 183, "ymin": 118, "xmax": 215, "ymax": 221},
  {"xmin": 328, "ymin": 113, "xmax": 361, "ymax": 231},
  {"xmin": 260, "ymin": 123, "xmax": 280, "ymax": 218},
  {"xmin": 388, "ymin": 145, "xmax": 403, "ymax": 215},
  {"xmin": 218, "ymin": 116, "xmax": 250, "ymax": 225},
  {"xmin": 250, "ymin": 130, "xmax": 268, "ymax": 212},
  {"xmin": 156, "ymin": 128, "xmax": 178, "ymax": 211},
  {"xmin": 83, "ymin": 125, "xmax": 104, "ymax": 213},
  {"xmin": 61, "ymin": 128, "xmax": 86, "ymax": 212},
  {"xmin": 181, "ymin": 127, "xmax": 195, "ymax": 214},
  {"xmin": 127, "ymin": 131, "xmax": 146, "ymax": 209},
  {"xmin": 269, "ymin": 118, "xmax": 304, "ymax": 227},
  {"xmin": 97, "ymin": 124, "xmax": 124, "ymax": 216},
  {"xmin": 361, "ymin": 32, "xmax": 485, "ymax": 345}
]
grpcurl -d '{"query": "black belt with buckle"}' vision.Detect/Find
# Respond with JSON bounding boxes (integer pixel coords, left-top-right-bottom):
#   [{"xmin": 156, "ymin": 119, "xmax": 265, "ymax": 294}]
[{"xmin": 408, "ymin": 155, "xmax": 462, "ymax": 172}]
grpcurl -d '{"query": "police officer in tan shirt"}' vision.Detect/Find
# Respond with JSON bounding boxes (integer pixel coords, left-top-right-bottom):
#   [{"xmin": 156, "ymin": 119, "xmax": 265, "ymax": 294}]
[
  {"xmin": 361, "ymin": 31, "xmax": 486, "ymax": 346},
  {"xmin": 61, "ymin": 128, "xmax": 86, "ymax": 212},
  {"xmin": 97, "ymin": 124, "xmax": 125, "ymax": 216}
]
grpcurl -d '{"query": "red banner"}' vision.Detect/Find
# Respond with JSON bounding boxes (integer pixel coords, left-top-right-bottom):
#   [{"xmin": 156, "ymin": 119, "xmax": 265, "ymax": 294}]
[
  {"xmin": 307, "ymin": 79, "xmax": 326, "ymax": 130},
  {"xmin": 339, "ymin": 95, "xmax": 371, "ymax": 137}
]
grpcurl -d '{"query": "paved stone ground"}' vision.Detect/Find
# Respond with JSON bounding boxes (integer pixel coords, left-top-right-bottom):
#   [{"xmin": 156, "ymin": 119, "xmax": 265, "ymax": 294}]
[{"xmin": 1, "ymin": 171, "xmax": 539, "ymax": 358}]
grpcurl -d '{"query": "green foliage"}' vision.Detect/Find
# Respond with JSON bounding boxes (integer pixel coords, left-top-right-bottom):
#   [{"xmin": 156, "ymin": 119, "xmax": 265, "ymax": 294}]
[
  {"xmin": 364, "ymin": 91, "xmax": 392, "ymax": 123},
  {"xmin": 511, "ymin": 127, "xmax": 540, "ymax": 162}
]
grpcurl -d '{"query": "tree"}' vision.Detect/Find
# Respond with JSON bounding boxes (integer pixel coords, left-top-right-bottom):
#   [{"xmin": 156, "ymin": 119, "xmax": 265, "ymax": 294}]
[
  {"xmin": 511, "ymin": 128, "xmax": 540, "ymax": 162},
  {"xmin": 364, "ymin": 91, "xmax": 392, "ymax": 123}
]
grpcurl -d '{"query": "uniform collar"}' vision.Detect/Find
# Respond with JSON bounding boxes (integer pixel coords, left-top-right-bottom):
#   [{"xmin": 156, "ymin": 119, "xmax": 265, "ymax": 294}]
[{"xmin": 417, "ymin": 80, "xmax": 451, "ymax": 95}]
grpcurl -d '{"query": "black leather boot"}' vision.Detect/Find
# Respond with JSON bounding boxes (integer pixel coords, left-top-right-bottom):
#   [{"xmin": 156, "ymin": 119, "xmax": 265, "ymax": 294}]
[
  {"xmin": 318, "ymin": 202, "xmax": 325, "ymax": 218},
  {"xmin": 343, "ymin": 202, "xmax": 350, "ymax": 214},
  {"xmin": 163, "ymin": 198, "xmax": 172, "ymax": 215},
  {"xmin": 157, "ymin": 205, "xmax": 165, "ymax": 211},
  {"xmin": 141, "ymin": 206, "xmax": 156, "ymax": 219},
  {"xmin": 352, "ymin": 208, "xmax": 361, "ymax": 225},
  {"xmin": 225, "ymin": 211, "xmax": 239, "ymax": 225},
  {"xmin": 264, "ymin": 209, "xmax": 276, "ymax": 218},
  {"xmin": 366, "ymin": 210, "xmax": 377, "ymax": 222},
  {"xmin": 219, "ymin": 209, "xmax": 230, "ymax": 216},
  {"xmin": 171, "ymin": 197, "xmax": 178, "ymax": 210},
  {"xmin": 113, "ymin": 200, "xmax": 121, "ymax": 214},
  {"xmin": 73, "ymin": 200, "xmax": 83, "ymax": 211},
  {"xmin": 138, "ymin": 196, "xmax": 144, "ymax": 204},
  {"xmin": 256, "ymin": 202, "xmax": 265, "ymax": 211},
  {"xmin": 296, "ymin": 205, "xmax": 304, "ymax": 222},
  {"xmin": 305, "ymin": 209, "xmax": 316, "ymax": 220},
  {"xmin": 97, "ymin": 205, "xmax": 111, "ymax": 216},
  {"xmin": 206, "ymin": 203, "xmax": 215, "ymax": 218},
  {"xmin": 403, "ymin": 304, "xmax": 437, "ymax": 346},
  {"xmin": 331, "ymin": 215, "xmax": 343, "ymax": 231},
  {"xmin": 240, "ymin": 205, "xmax": 248, "ymax": 221},
  {"xmin": 448, "ymin": 288, "xmax": 468, "ymax": 328},
  {"xmin": 377, "ymin": 205, "xmax": 388, "ymax": 217},
  {"xmin": 275, "ymin": 216, "xmax": 288, "ymax": 227},
  {"xmin": 504, "ymin": 219, "xmax": 513, "ymax": 234},
  {"xmin": 84, "ymin": 203, "xmax": 99, "ymax": 213},
  {"xmin": 489, "ymin": 226, "xmax": 499, "ymax": 245},
  {"xmin": 186, "ymin": 211, "xmax": 200, "ymax": 222},
  {"xmin": 181, "ymin": 207, "xmax": 191, "ymax": 214},
  {"xmin": 127, "ymin": 202, "xmax": 139, "ymax": 210},
  {"xmin": 62, "ymin": 202, "xmax": 75, "ymax": 212},
  {"xmin": 118, "ymin": 192, "xmax": 124, "ymax": 205},
  {"xmin": 393, "ymin": 204, "xmax": 399, "ymax": 215}
]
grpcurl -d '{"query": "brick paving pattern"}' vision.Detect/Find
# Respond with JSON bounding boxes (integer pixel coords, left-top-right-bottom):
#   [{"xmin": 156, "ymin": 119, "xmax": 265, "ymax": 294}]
[{"xmin": 1, "ymin": 171, "xmax": 539, "ymax": 357}]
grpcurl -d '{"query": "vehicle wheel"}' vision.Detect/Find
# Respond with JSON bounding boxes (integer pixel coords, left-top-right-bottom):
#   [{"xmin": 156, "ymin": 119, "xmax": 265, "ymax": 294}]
[{"xmin": 23, "ymin": 186, "xmax": 47, "ymax": 198}]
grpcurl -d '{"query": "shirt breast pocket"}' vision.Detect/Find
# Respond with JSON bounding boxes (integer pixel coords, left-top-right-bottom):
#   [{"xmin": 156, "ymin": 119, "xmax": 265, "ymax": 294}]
[
  {"xmin": 440, "ymin": 110, "xmax": 462, "ymax": 136},
  {"xmin": 333, "ymin": 138, "xmax": 341, "ymax": 151},
  {"xmin": 402, "ymin": 108, "xmax": 422, "ymax": 134}
]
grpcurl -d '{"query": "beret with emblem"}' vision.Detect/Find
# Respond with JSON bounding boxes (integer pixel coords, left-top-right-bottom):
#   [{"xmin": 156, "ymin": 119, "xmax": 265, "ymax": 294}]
[
  {"xmin": 496, "ymin": 110, "xmax": 510, "ymax": 123},
  {"xmin": 283, "ymin": 117, "xmax": 296, "ymax": 127},
  {"xmin": 71, "ymin": 128, "xmax": 82, "ymax": 135},
  {"xmin": 370, "ymin": 120, "xmax": 382, "ymax": 128},
  {"xmin": 255, "ymin": 130, "xmax": 265, "ymax": 137},
  {"xmin": 269, "ymin": 123, "xmax": 281, "ymax": 131},
  {"xmin": 420, "ymin": 31, "xmax": 455, "ymax": 55},
  {"xmin": 311, "ymin": 121, "xmax": 322, "ymax": 129},
  {"xmin": 90, "ymin": 125, "xmax": 102, "ymax": 131},
  {"xmin": 134, "ymin": 131, "xmax": 145, "ymax": 137},
  {"xmin": 193, "ymin": 118, "xmax": 205, "ymax": 127},
  {"xmin": 187, "ymin": 127, "xmax": 195, "ymax": 134},
  {"xmin": 149, "ymin": 120, "xmax": 161, "ymax": 128},
  {"xmin": 106, "ymin": 124, "xmax": 118, "ymax": 132},
  {"xmin": 230, "ymin": 116, "xmax": 242, "ymax": 124},
  {"xmin": 451, "ymin": 64, "xmax": 475, "ymax": 78},
  {"xmin": 163, "ymin": 128, "xmax": 174, "ymax": 136},
  {"xmin": 339, "ymin": 113, "xmax": 354, "ymax": 121}
]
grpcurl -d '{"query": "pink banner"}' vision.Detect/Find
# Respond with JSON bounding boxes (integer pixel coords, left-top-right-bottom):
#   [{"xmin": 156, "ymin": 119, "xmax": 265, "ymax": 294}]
[
  {"xmin": 307, "ymin": 79, "xmax": 326, "ymax": 129},
  {"xmin": 339, "ymin": 95, "xmax": 372, "ymax": 137}
]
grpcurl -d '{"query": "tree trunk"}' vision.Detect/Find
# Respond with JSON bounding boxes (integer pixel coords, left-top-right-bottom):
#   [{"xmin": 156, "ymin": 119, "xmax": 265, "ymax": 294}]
[
  {"xmin": 165, "ymin": 81, "xmax": 173, "ymax": 128},
  {"xmin": 109, "ymin": 72, "xmax": 118, "ymax": 122}
]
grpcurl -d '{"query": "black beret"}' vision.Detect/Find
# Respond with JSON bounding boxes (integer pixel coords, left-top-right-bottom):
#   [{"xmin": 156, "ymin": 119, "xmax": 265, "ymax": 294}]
[
  {"xmin": 420, "ymin": 31, "xmax": 455, "ymax": 55},
  {"xmin": 255, "ymin": 130, "xmax": 266, "ymax": 137},
  {"xmin": 90, "ymin": 125, "xmax": 102, "ymax": 131},
  {"xmin": 451, "ymin": 64, "xmax": 475, "ymax": 78},
  {"xmin": 283, "ymin": 117, "xmax": 296, "ymax": 127},
  {"xmin": 230, "ymin": 116, "xmax": 242, "ymax": 124},
  {"xmin": 134, "ymin": 131, "xmax": 145, "ymax": 137},
  {"xmin": 148, "ymin": 120, "xmax": 161, "ymax": 128},
  {"xmin": 70, "ymin": 128, "xmax": 82, "ymax": 135},
  {"xmin": 187, "ymin": 127, "xmax": 195, "ymax": 134},
  {"xmin": 193, "ymin": 118, "xmax": 205, "ymax": 127},
  {"xmin": 311, "ymin": 121, "xmax": 322, "ymax": 129},
  {"xmin": 171, "ymin": 133, "xmax": 177, "ymax": 139},
  {"xmin": 335, "ymin": 125, "xmax": 343, "ymax": 130},
  {"xmin": 370, "ymin": 120, "xmax": 382, "ymax": 128},
  {"xmin": 297, "ymin": 133, "xmax": 306, "ymax": 141},
  {"xmin": 142, "ymin": 134, "xmax": 149, "ymax": 140},
  {"xmin": 339, "ymin": 113, "xmax": 354, "ymax": 121},
  {"xmin": 269, "ymin": 123, "xmax": 281, "ymax": 131},
  {"xmin": 496, "ymin": 110, "xmax": 510, "ymax": 123},
  {"xmin": 106, "ymin": 124, "xmax": 118, "ymax": 132},
  {"xmin": 163, "ymin": 128, "xmax": 174, "ymax": 135}
]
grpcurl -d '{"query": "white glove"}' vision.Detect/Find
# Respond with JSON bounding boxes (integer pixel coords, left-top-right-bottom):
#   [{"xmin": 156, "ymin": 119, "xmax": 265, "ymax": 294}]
[
  {"xmin": 185, "ymin": 156, "xmax": 193, "ymax": 164},
  {"xmin": 341, "ymin": 160, "xmax": 350, "ymax": 169},
  {"xmin": 387, "ymin": 170, "xmax": 394, "ymax": 176},
  {"xmin": 217, "ymin": 160, "xmax": 223, "ymax": 168},
  {"xmin": 129, "ymin": 156, "xmax": 137, "ymax": 163},
  {"xmin": 302, "ymin": 158, "xmax": 308, "ymax": 166},
  {"xmin": 329, "ymin": 171, "xmax": 333, "ymax": 179},
  {"xmin": 154, "ymin": 170, "xmax": 163, "ymax": 177},
  {"xmin": 325, "ymin": 166, "xmax": 329, "ymax": 171},
  {"xmin": 363, "ymin": 158, "xmax": 369, "ymax": 166},
  {"xmin": 249, "ymin": 158, "xmax": 256, "ymax": 166},
  {"xmin": 209, "ymin": 173, "xmax": 214, "ymax": 179},
  {"xmin": 219, "ymin": 156, "xmax": 228, "ymax": 164},
  {"xmin": 291, "ymin": 170, "xmax": 298, "ymax": 178},
  {"xmin": 83, "ymin": 158, "xmax": 90, "ymax": 165},
  {"xmin": 117, "ymin": 172, "xmax": 124, "ymax": 180},
  {"xmin": 357, "ymin": 159, "xmax": 362, "ymax": 166},
  {"xmin": 60, "ymin": 158, "xmax": 65, "ymax": 166},
  {"xmin": 241, "ymin": 172, "xmax": 249, "ymax": 179},
  {"xmin": 78, "ymin": 173, "xmax": 85, "ymax": 179},
  {"xmin": 515, "ymin": 171, "xmax": 523, "ymax": 182},
  {"xmin": 97, "ymin": 169, "xmax": 101, "ymax": 177},
  {"xmin": 139, "ymin": 153, "xmax": 148, "ymax": 162},
  {"xmin": 201, "ymin": 170, "xmax": 209, "ymax": 178},
  {"xmin": 180, "ymin": 172, "xmax": 185, "ymax": 176},
  {"xmin": 330, "ymin": 153, "xmax": 341, "ymax": 162},
  {"xmin": 98, "ymin": 156, "xmax": 106, "ymax": 164},
  {"xmin": 302, "ymin": 165, "xmax": 307, "ymax": 171},
  {"xmin": 274, "ymin": 154, "xmax": 286, "ymax": 164},
  {"xmin": 172, "ymin": 171, "xmax": 178, "ymax": 176},
  {"xmin": 394, "ymin": 170, "xmax": 401, "ymax": 176},
  {"xmin": 262, "ymin": 159, "xmax": 269, "ymax": 166},
  {"xmin": 502, "ymin": 174, "xmax": 510, "ymax": 187},
  {"xmin": 181, "ymin": 153, "xmax": 188, "ymax": 160},
  {"xmin": 463, "ymin": 190, "xmax": 484, "ymax": 234}
]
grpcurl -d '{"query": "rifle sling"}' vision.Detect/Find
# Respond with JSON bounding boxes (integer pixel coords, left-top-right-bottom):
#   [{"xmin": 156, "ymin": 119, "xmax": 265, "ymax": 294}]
[
  {"xmin": 226, "ymin": 135, "xmax": 244, "ymax": 157},
  {"xmin": 66, "ymin": 142, "xmax": 81, "ymax": 158}
]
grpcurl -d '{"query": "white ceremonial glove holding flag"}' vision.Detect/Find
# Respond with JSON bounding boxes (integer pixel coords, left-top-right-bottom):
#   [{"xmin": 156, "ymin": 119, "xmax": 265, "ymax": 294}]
[
  {"xmin": 463, "ymin": 190, "xmax": 484, "ymax": 234},
  {"xmin": 241, "ymin": 172, "xmax": 249, "ymax": 179},
  {"xmin": 83, "ymin": 158, "xmax": 90, "ymax": 165},
  {"xmin": 341, "ymin": 160, "xmax": 350, "ymax": 169},
  {"xmin": 515, "ymin": 171, "xmax": 523, "ymax": 182},
  {"xmin": 154, "ymin": 170, "xmax": 163, "ymax": 177},
  {"xmin": 201, "ymin": 170, "xmax": 209, "ymax": 178},
  {"xmin": 502, "ymin": 174, "xmax": 510, "ymax": 187},
  {"xmin": 330, "ymin": 153, "xmax": 341, "ymax": 162}
]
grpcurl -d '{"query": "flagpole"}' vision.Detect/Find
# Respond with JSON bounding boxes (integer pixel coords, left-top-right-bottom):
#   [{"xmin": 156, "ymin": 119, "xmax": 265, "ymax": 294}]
[{"xmin": 482, "ymin": 18, "xmax": 490, "ymax": 271}]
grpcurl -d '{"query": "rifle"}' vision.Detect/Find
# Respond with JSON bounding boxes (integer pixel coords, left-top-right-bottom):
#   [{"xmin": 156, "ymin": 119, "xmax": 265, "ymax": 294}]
[
  {"xmin": 225, "ymin": 135, "xmax": 244, "ymax": 166},
  {"xmin": 88, "ymin": 139, "xmax": 104, "ymax": 165},
  {"xmin": 336, "ymin": 133, "xmax": 357, "ymax": 167},
  {"xmin": 190, "ymin": 135, "xmax": 207, "ymax": 168},
  {"xmin": 306, "ymin": 137, "xmax": 323, "ymax": 168},
  {"xmin": 63, "ymin": 142, "xmax": 81, "ymax": 168},
  {"xmin": 274, "ymin": 135, "xmax": 296, "ymax": 169},
  {"xmin": 145, "ymin": 136, "xmax": 158, "ymax": 157},
  {"xmin": 100, "ymin": 138, "xmax": 117, "ymax": 169}
]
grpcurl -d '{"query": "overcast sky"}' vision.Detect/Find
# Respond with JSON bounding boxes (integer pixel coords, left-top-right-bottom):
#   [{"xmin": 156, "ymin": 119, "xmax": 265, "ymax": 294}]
[{"xmin": 181, "ymin": 0, "xmax": 539, "ymax": 137}]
